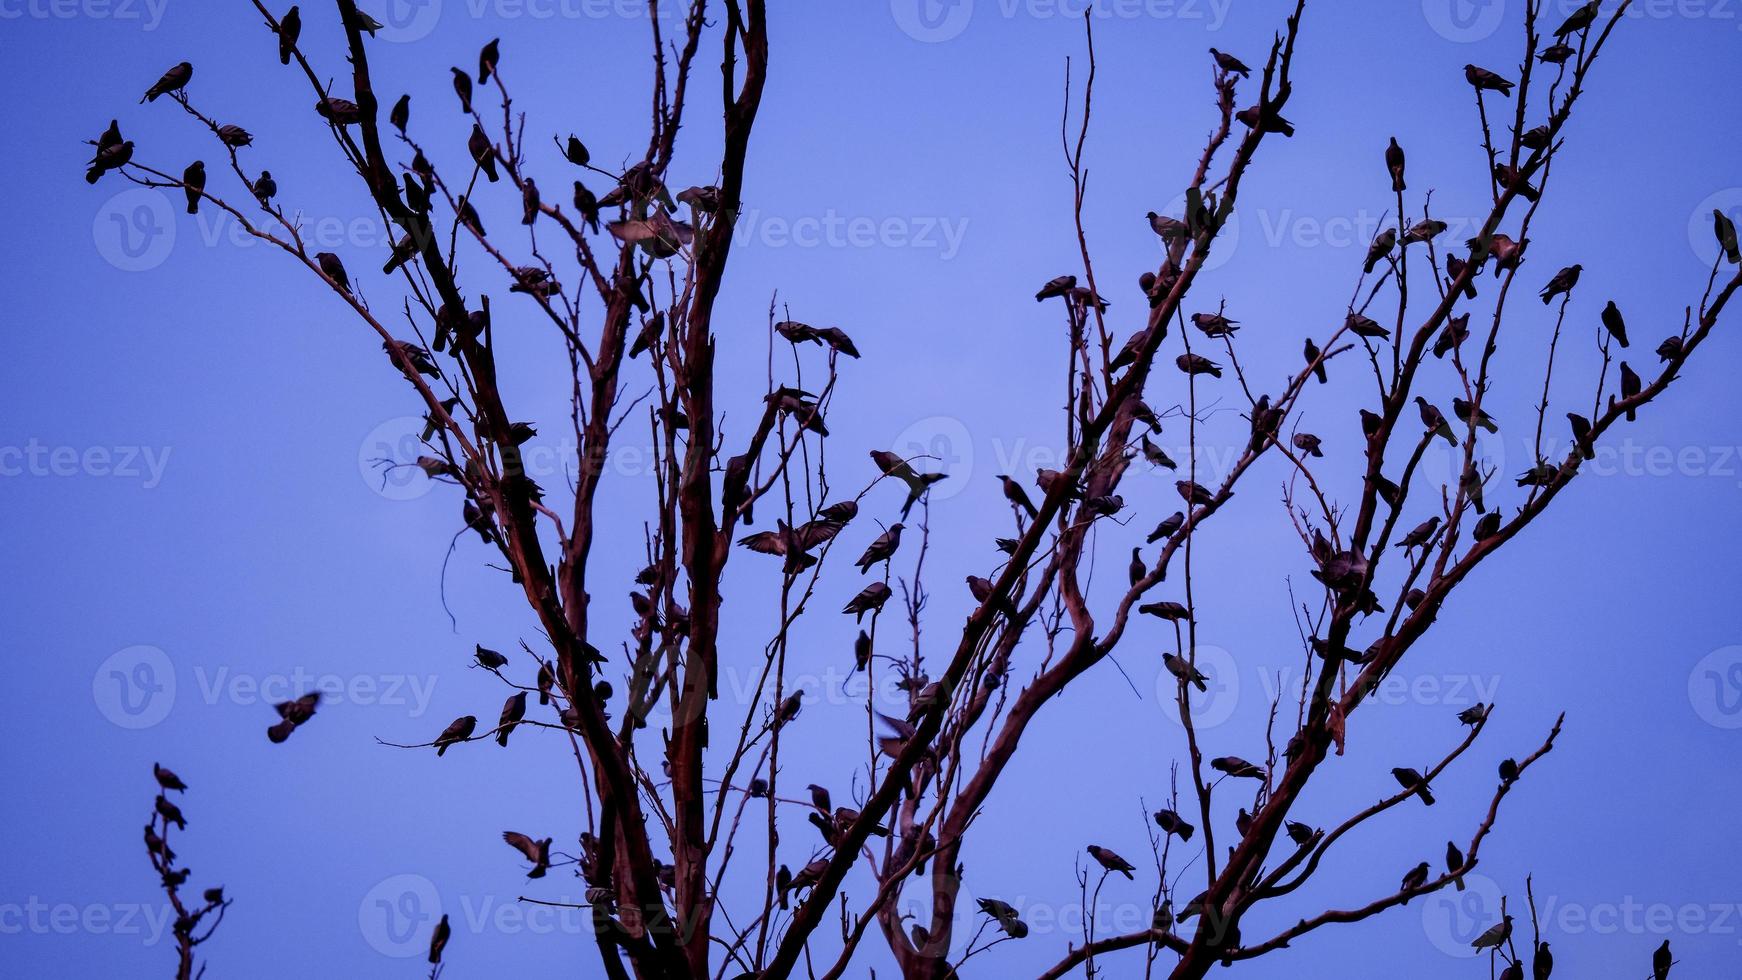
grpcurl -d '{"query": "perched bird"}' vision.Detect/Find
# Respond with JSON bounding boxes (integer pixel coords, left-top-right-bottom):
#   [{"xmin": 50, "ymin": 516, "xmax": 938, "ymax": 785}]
[
  {"xmin": 1210, "ymin": 756, "xmax": 1265, "ymax": 779},
  {"xmin": 1208, "ymin": 47, "xmax": 1250, "ymax": 76},
  {"xmin": 501, "ymin": 830, "xmax": 551, "ymax": 878},
  {"xmin": 1402, "ymin": 218, "xmax": 1447, "ymax": 246},
  {"xmin": 1190, "ymin": 311, "xmax": 1239, "ymax": 337},
  {"xmin": 496, "ymin": 691, "xmax": 526, "ymax": 747},
  {"xmin": 1285, "ymin": 821, "xmax": 1316, "ymax": 846},
  {"xmin": 1235, "ymin": 103, "xmax": 1295, "ymax": 137},
  {"xmin": 1176, "ymin": 352, "xmax": 1222, "ymax": 378},
  {"xmin": 1110, "ymin": 328, "xmax": 1153, "ymax": 370},
  {"xmin": 1715, "ymin": 209, "xmax": 1741, "ymax": 264},
  {"xmin": 1539, "ymin": 264, "xmax": 1582, "ymax": 305},
  {"xmin": 1385, "ymin": 137, "xmax": 1406, "ymax": 192},
  {"xmin": 1601, "ymin": 300, "xmax": 1630, "ymax": 347},
  {"xmin": 1234, "ymin": 807, "xmax": 1253, "ymax": 836},
  {"xmin": 1654, "ymin": 939, "xmax": 1672, "ymax": 979},
  {"xmin": 854, "ymin": 523, "xmax": 905, "ymax": 573},
  {"xmin": 1400, "ymin": 861, "xmax": 1430, "ymax": 901},
  {"xmin": 1128, "ymin": 547, "xmax": 1145, "ymax": 586},
  {"xmin": 390, "ymin": 93, "xmax": 409, "ymax": 132},
  {"xmin": 1162, "ymin": 652, "xmax": 1208, "ymax": 692},
  {"xmin": 1656, "ymin": 336, "xmax": 1683, "ymax": 362},
  {"xmin": 1520, "ymin": 123, "xmax": 1553, "ymax": 149},
  {"xmin": 977, "ymin": 897, "xmax": 1028, "ymax": 938},
  {"xmin": 1416, "ymin": 397, "xmax": 1458, "ymax": 446},
  {"xmin": 1035, "ymin": 274, "xmax": 1077, "ymax": 301},
  {"xmin": 1494, "ymin": 163, "xmax": 1540, "ymax": 202},
  {"xmin": 1304, "ymin": 338, "xmax": 1328, "ymax": 383},
  {"xmin": 1454, "ymin": 397, "xmax": 1498, "ymax": 434},
  {"xmin": 142, "ymin": 62, "xmax": 193, "ymax": 103},
  {"xmin": 251, "ymin": 170, "xmax": 277, "ymax": 206},
  {"xmin": 842, "ymin": 581, "xmax": 892, "ymax": 621},
  {"xmin": 1499, "ymin": 757, "xmax": 1519, "ymax": 783},
  {"xmin": 1140, "ymin": 435, "xmax": 1176, "ymax": 470},
  {"xmin": 1501, "ymin": 960, "xmax": 1524, "ymax": 980},
  {"xmin": 468, "ymin": 124, "xmax": 499, "ymax": 181},
  {"xmin": 1538, "ymin": 41, "xmax": 1574, "ymax": 64},
  {"xmin": 84, "ymin": 138, "xmax": 132, "ymax": 184},
  {"xmin": 1176, "ymin": 480, "xmax": 1214, "ymax": 507},
  {"xmin": 1153, "ymin": 809, "xmax": 1194, "ymax": 841},
  {"xmin": 182, "ymin": 161, "xmax": 205, "ymax": 215},
  {"xmin": 1471, "ymin": 914, "xmax": 1513, "ymax": 950},
  {"xmin": 1534, "ymin": 940, "xmax": 1553, "ymax": 979},
  {"xmin": 1147, "ymin": 211, "xmax": 1189, "ymax": 243},
  {"xmin": 1434, "ymin": 313, "xmax": 1471, "ymax": 358},
  {"xmin": 315, "ymin": 96, "xmax": 363, "ymax": 126},
  {"xmin": 1392, "ymin": 766, "xmax": 1435, "ymax": 805},
  {"xmin": 1617, "ymin": 362, "xmax": 1641, "ymax": 421},
  {"xmin": 1446, "ymin": 255, "xmax": 1480, "ymax": 299},
  {"xmin": 451, "ymin": 67, "xmax": 473, "ymax": 113},
  {"xmin": 1567, "ymin": 413, "xmax": 1595, "ymax": 460},
  {"xmin": 1458, "ymin": 703, "xmax": 1487, "ymax": 725},
  {"xmin": 216, "ymin": 124, "xmax": 252, "ymax": 148},
  {"xmin": 999, "ymin": 474, "xmax": 1039, "ymax": 519},
  {"xmin": 1364, "ymin": 228, "xmax": 1396, "ymax": 274},
  {"xmin": 1292, "ymin": 433, "xmax": 1323, "ymax": 458},
  {"xmin": 1086, "ymin": 845, "xmax": 1136, "ymax": 879},
  {"xmin": 562, "ymin": 135, "xmax": 591, "ymax": 167},
  {"xmin": 1396, "ymin": 517, "xmax": 1440, "ymax": 552},
  {"xmin": 521, "ymin": 177, "xmax": 540, "ymax": 225},
  {"xmin": 428, "ymin": 914, "xmax": 449, "ymax": 964},
  {"xmin": 434, "ymin": 715, "xmax": 477, "ymax": 756},
  {"xmin": 1446, "ymin": 840, "xmax": 1467, "ymax": 890},
  {"xmin": 1141, "ymin": 601, "xmax": 1191, "ymax": 623},
  {"xmin": 278, "ymin": 6, "xmax": 301, "ymax": 65},
  {"xmin": 155, "ymin": 795, "xmax": 187, "ymax": 829},
  {"xmin": 1472, "ymin": 511, "xmax": 1501, "ymax": 542},
  {"xmin": 478, "ymin": 37, "xmax": 500, "ymax": 83},
  {"xmin": 854, "ymin": 629, "xmax": 872, "ymax": 671},
  {"xmin": 1346, "ymin": 312, "xmax": 1390, "ymax": 339},
  {"xmin": 1464, "ymin": 64, "xmax": 1515, "ymax": 96},
  {"xmin": 154, "ymin": 764, "xmax": 188, "ymax": 792},
  {"xmin": 1554, "ymin": 0, "xmax": 1600, "ymax": 37},
  {"xmin": 1148, "ymin": 511, "xmax": 1186, "ymax": 543},
  {"xmin": 314, "ymin": 252, "xmax": 351, "ymax": 294}
]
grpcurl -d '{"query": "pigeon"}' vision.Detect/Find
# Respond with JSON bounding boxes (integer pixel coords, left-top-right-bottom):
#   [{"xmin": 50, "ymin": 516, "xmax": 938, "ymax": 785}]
[
  {"xmin": 478, "ymin": 37, "xmax": 500, "ymax": 84},
  {"xmin": 1346, "ymin": 312, "xmax": 1390, "ymax": 339},
  {"xmin": 428, "ymin": 914, "xmax": 450, "ymax": 964},
  {"xmin": 1446, "ymin": 841, "xmax": 1467, "ymax": 890},
  {"xmin": 1534, "ymin": 941, "xmax": 1553, "ymax": 979},
  {"xmin": 1472, "ymin": 511, "xmax": 1501, "ymax": 541},
  {"xmin": 521, "ymin": 177, "xmax": 540, "ymax": 225},
  {"xmin": 999, "ymin": 475, "xmax": 1039, "ymax": 519},
  {"xmin": 1110, "ymin": 328, "xmax": 1152, "ymax": 370},
  {"xmin": 1400, "ymin": 861, "xmax": 1430, "ymax": 901},
  {"xmin": 389, "ymin": 94, "xmax": 409, "ymax": 132},
  {"xmin": 452, "ymin": 68, "xmax": 473, "ymax": 113},
  {"xmin": 1139, "ymin": 436, "xmax": 1176, "ymax": 470},
  {"xmin": 1540, "ymin": 264, "xmax": 1582, "ymax": 305},
  {"xmin": 468, "ymin": 124, "xmax": 499, "ymax": 181},
  {"xmin": 977, "ymin": 898, "xmax": 1028, "ymax": 938},
  {"xmin": 1235, "ymin": 104, "xmax": 1295, "ymax": 137},
  {"xmin": 843, "ymin": 581, "xmax": 892, "ymax": 621},
  {"xmin": 1304, "ymin": 338, "xmax": 1328, "ymax": 383},
  {"xmin": 1567, "ymin": 413, "xmax": 1595, "ymax": 460},
  {"xmin": 1601, "ymin": 300, "xmax": 1630, "ymax": 347},
  {"xmin": 1434, "ymin": 313, "xmax": 1471, "ymax": 358},
  {"xmin": 1454, "ymin": 397, "xmax": 1498, "ymax": 434},
  {"xmin": 434, "ymin": 715, "xmax": 477, "ymax": 756},
  {"xmin": 1364, "ymin": 228, "xmax": 1397, "ymax": 274},
  {"xmin": 1464, "ymin": 64, "xmax": 1515, "ymax": 96},
  {"xmin": 252, "ymin": 170, "xmax": 277, "ymax": 206},
  {"xmin": 155, "ymin": 795, "xmax": 187, "ymax": 829},
  {"xmin": 1177, "ymin": 353, "xmax": 1222, "ymax": 377},
  {"xmin": 1293, "ymin": 433, "xmax": 1323, "ymax": 458},
  {"xmin": 558, "ymin": 134, "xmax": 591, "ymax": 168},
  {"xmin": 142, "ymin": 62, "xmax": 192, "ymax": 103},
  {"xmin": 1285, "ymin": 821, "xmax": 1316, "ymax": 846},
  {"xmin": 1396, "ymin": 517, "xmax": 1440, "ymax": 552},
  {"xmin": 1190, "ymin": 312, "xmax": 1239, "ymax": 337},
  {"xmin": 854, "ymin": 524, "xmax": 905, "ymax": 572},
  {"xmin": 1385, "ymin": 137, "xmax": 1406, "ymax": 192},
  {"xmin": 182, "ymin": 161, "xmax": 205, "ymax": 214},
  {"xmin": 1458, "ymin": 704, "xmax": 1487, "ymax": 725},
  {"xmin": 1618, "ymin": 362, "xmax": 1641, "ymax": 421},
  {"xmin": 1147, "ymin": 211, "xmax": 1190, "ymax": 243},
  {"xmin": 1086, "ymin": 845, "xmax": 1135, "ymax": 879},
  {"xmin": 496, "ymin": 691, "xmax": 526, "ymax": 747},
  {"xmin": 1142, "ymin": 601, "xmax": 1191, "ymax": 623},
  {"xmin": 1210, "ymin": 756, "xmax": 1265, "ymax": 779},
  {"xmin": 502, "ymin": 830, "xmax": 551, "ymax": 878},
  {"xmin": 1654, "ymin": 939, "xmax": 1671, "ymax": 979},
  {"xmin": 813, "ymin": 326, "xmax": 860, "ymax": 358},
  {"xmin": 1035, "ymin": 274, "xmax": 1077, "ymax": 301},
  {"xmin": 1402, "ymin": 218, "xmax": 1447, "ymax": 246},
  {"xmin": 1471, "ymin": 914, "xmax": 1513, "ymax": 950},
  {"xmin": 1153, "ymin": 809, "xmax": 1195, "ymax": 841},
  {"xmin": 1501, "ymin": 961, "xmax": 1524, "ymax": 980},
  {"xmin": 277, "ymin": 6, "xmax": 301, "ymax": 64},
  {"xmin": 315, "ymin": 97, "xmax": 363, "ymax": 126},
  {"xmin": 153, "ymin": 764, "xmax": 188, "ymax": 792},
  {"xmin": 869, "ymin": 450, "xmax": 947, "ymax": 518},
  {"xmin": 268, "ymin": 692, "xmax": 320, "ymax": 743},
  {"xmin": 1554, "ymin": 0, "xmax": 1600, "ymax": 37},
  {"xmin": 1656, "ymin": 336, "xmax": 1683, "ymax": 362},
  {"xmin": 85, "ymin": 139, "xmax": 134, "ymax": 183},
  {"xmin": 1415, "ymin": 397, "xmax": 1458, "ymax": 445},
  {"xmin": 1176, "ymin": 480, "xmax": 1215, "ymax": 507},
  {"xmin": 1162, "ymin": 652, "xmax": 1208, "ymax": 691},
  {"xmin": 216, "ymin": 124, "xmax": 252, "ymax": 148},
  {"xmin": 1494, "ymin": 163, "xmax": 1541, "ymax": 202},
  {"xmin": 1208, "ymin": 47, "xmax": 1250, "ymax": 76},
  {"xmin": 1392, "ymin": 767, "xmax": 1435, "ymax": 805},
  {"xmin": 1520, "ymin": 123, "xmax": 1553, "ymax": 149},
  {"xmin": 1499, "ymin": 757, "xmax": 1519, "ymax": 783},
  {"xmin": 1149, "ymin": 511, "xmax": 1186, "ymax": 543}
]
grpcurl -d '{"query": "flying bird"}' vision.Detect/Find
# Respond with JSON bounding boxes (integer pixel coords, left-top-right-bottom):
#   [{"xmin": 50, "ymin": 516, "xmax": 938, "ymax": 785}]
[
  {"xmin": 268, "ymin": 692, "xmax": 320, "ymax": 743},
  {"xmin": 502, "ymin": 831, "xmax": 551, "ymax": 878}
]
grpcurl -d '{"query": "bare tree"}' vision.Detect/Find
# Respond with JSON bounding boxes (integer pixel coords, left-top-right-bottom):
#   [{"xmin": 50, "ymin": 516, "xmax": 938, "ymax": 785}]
[
  {"xmin": 142, "ymin": 764, "xmax": 232, "ymax": 979},
  {"xmin": 88, "ymin": 0, "xmax": 1736, "ymax": 976}
]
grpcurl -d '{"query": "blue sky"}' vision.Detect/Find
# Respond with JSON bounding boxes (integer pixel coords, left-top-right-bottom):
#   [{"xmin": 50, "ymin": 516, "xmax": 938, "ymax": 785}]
[{"xmin": 3, "ymin": 0, "xmax": 1742, "ymax": 976}]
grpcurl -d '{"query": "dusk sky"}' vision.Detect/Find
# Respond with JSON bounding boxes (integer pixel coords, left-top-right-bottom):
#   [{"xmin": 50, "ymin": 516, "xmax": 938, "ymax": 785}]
[{"xmin": 4, "ymin": 0, "xmax": 1742, "ymax": 976}]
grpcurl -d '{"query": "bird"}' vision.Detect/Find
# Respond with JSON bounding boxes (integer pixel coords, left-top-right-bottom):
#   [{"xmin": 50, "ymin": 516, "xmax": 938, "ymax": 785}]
[
  {"xmin": 1534, "ymin": 940, "xmax": 1553, "ymax": 979},
  {"xmin": 1453, "ymin": 397, "xmax": 1498, "ymax": 433},
  {"xmin": 1190, "ymin": 312, "xmax": 1238, "ymax": 337},
  {"xmin": 389, "ymin": 93, "xmax": 409, "ymax": 132},
  {"xmin": 434, "ymin": 715, "xmax": 476, "ymax": 756},
  {"xmin": 521, "ymin": 177, "xmax": 540, "ymax": 225},
  {"xmin": 1110, "ymin": 328, "xmax": 1152, "ymax": 371},
  {"xmin": 1162, "ymin": 652, "xmax": 1208, "ymax": 692},
  {"xmin": 1601, "ymin": 300, "xmax": 1630, "ymax": 347},
  {"xmin": 1086, "ymin": 845, "xmax": 1135, "ymax": 879},
  {"xmin": 843, "ymin": 581, "xmax": 892, "ymax": 621},
  {"xmin": 1458, "ymin": 704, "xmax": 1487, "ymax": 725},
  {"xmin": 1446, "ymin": 841, "xmax": 1467, "ymax": 890},
  {"xmin": 1520, "ymin": 123, "xmax": 1553, "ymax": 149},
  {"xmin": 1147, "ymin": 211, "xmax": 1189, "ymax": 243},
  {"xmin": 142, "ymin": 62, "xmax": 192, "ymax": 103},
  {"xmin": 1396, "ymin": 517, "xmax": 1440, "ymax": 552},
  {"xmin": 1392, "ymin": 766, "xmax": 1435, "ymax": 805},
  {"xmin": 1554, "ymin": 0, "xmax": 1600, "ymax": 37},
  {"xmin": 478, "ymin": 37, "xmax": 501, "ymax": 83},
  {"xmin": 1141, "ymin": 601, "xmax": 1191, "ymax": 623},
  {"xmin": 869, "ymin": 450, "xmax": 947, "ymax": 518},
  {"xmin": 1416, "ymin": 397, "xmax": 1458, "ymax": 446},
  {"xmin": 1176, "ymin": 353, "xmax": 1222, "ymax": 377},
  {"xmin": 1235, "ymin": 103, "xmax": 1295, "ymax": 136},
  {"xmin": 468, "ymin": 124, "xmax": 499, "ymax": 181},
  {"xmin": 496, "ymin": 691, "xmax": 526, "ymax": 747},
  {"xmin": 451, "ymin": 67, "xmax": 473, "ymax": 113},
  {"xmin": 998, "ymin": 475, "xmax": 1038, "ymax": 519},
  {"xmin": 1139, "ymin": 436, "xmax": 1176, "ymax": 470},
  {"xmin": 216, "ymin": 124, "xmax": 252, "ymax": 147},
  {"xmin": 1153, "ymin": 809, "xmax": 1194, "ymax": 841},
  {"xmin": 1149, "ymin": 511, "xmax": 1185, "ymax": 543},
  {"xmin": 1501, "ymin": 960, "xmax": 1524, "ymax": 980},
  {"xmin": 277, "ymin": 6, "xmax": 300, "ymax": 64},
  {"xmin": 854, "ymin": 524, "xmax": 904, "ymax": 572},
  {"xmin": 251, "ymin": 170, "xmax": 277, "ymax": 206},
  {"xmin": 1567, "ymin": 413, "xmax": 1595, "ymax": 460},
  {"xmin": 316, "ymin": 251, "xmax": 350, "ymax": 293},
  {"xmin": 1654, "ymin": 939, "xmax": 1671, "ymax": 979},
  {"xmin": 268, "ymin": 692, "xmax": 320, "ymax": 743},
  {"xmin": 428, "ymin": 914, "xmax": 450, "ymax": 964},
  {"xmin": 1446, "ymin": 255, "xmax": 1480, "ymax": 299},
  {"xmin": 1464, "ymin": 64, "xmax": 1515, "ymax": 96},
  {"xmin": 1402, "ymin": 218, "xmax": 1447, "ymax": 246},
  {"xmin": 1434, "ymin": 313, "xmax": 1471, "ymax": 358},
  {"xmin": 1346, "ymin": 312, "xmax": 1390, "ymax": 339},
  {"xmin": 1385, "ymin": 137, "xmax": 1406, "ymax": 192},
  {"xmin": 1499, "ymin": 757, "xmax": 1520, "ymax": 783},
  {"xmin": 182, "ymin": 161, "xmax": 205, "ymax": 215},
  {"xmin": 1472, "ymin": 511, "xmax": 1501, "ymax": 541},
  {"xmin": 1128, "ymin": 547, "xmax": 1145, "ymax": 586},
  {"xmin": 153, "ymin": 764, "xmax": 187, "ymax": 792},
  {"xmin": 1656, "ymin": 336, "xmax": 1684, "ymax": 362},
  {"xmin": 1400, "ymin": 861, "xmax": 1429, "ymax": 901},
  {"xmin": 474, "ymin": 644, "xmax": 508, "ymax": 669},
  {"xmin": 1035, "ymin": 274, "xmax": 1077, "ymax": 301},
  {"xmin": 1304, "ymin": 338, "xmax": 1328, "ymax": 383},
  {"xmin": 1540, "ymin": 264, "xmax": 1582, "ymax": 305},
  {"xmin": 1208, "ymin": 47, "xmax": 1250, "ymax": 76},
  {"xmin": 1471, "ymin": 914, "xmax": 1513, "ymax": 950},
  {"xmin": 1715, "ymin": 209, "xmax": 1741, "ymax": 264},
  {"xmin": 315, "ymin": 96, "xmax": 362, "ymax": 126},
  {"xmin": 1618, "ymin": 362, "xmax": 1641, "ymax": 421},
  {"xmin": 1285, "ymin": 821, "xmax": 1316, "ymax": 846},
  {"xmin": 1176, "ymin": 480, "xmax": 1215, "ymax": 506},
  {"xmin": 1235, "ymin": 807, "xmax": 1253, "ymax": 836},
  {"xmin": 1538, "ymin": 41, "xmax": 1574, "ymax": 64},
  {"xmin": 1494, "ymin": 163, "xmax": 1541, "ymax": 202},
  {"xmin": 1293, "ymin": 433, "xmax": 1323, "ymax": 458},
  {"xmin": 1364, "ymin": 228, "xmax": 1396, "ymax": 274},
  {"xmin": 977, "ymin": 898, "xmax": 1028, "ymax": 938},
  {"xmin": 155, "ymin": 795, "xmax": 186, "ymax": 829},
  {"xmin": 1210, "ymin": 756, "xmax": 1265, "ymax": 779},
  {"xmin": 502, "ymin": 831, "xmax": 551, "ymax": 878}
]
